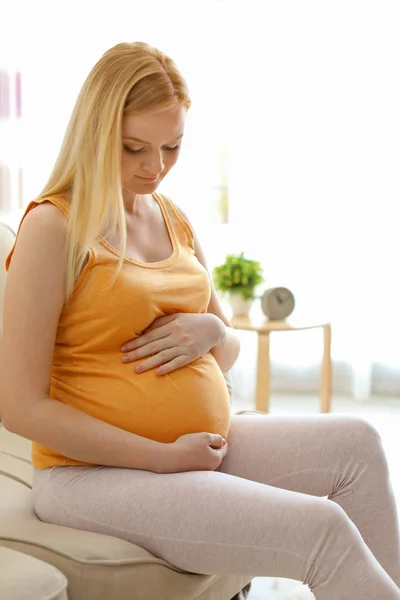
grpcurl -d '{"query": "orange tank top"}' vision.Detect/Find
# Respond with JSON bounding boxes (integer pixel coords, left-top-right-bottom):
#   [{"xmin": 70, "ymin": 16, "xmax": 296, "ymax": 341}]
[{"xmin": 5, "ymin": 193, "xmax": 231, "ymax": 468}]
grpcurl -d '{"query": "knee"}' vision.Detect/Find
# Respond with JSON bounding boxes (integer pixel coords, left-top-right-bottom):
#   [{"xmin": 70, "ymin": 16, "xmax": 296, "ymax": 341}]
[
  {"xmin": 336, "ymin": 416, "xmax": 384, "ymax": 459},
  {"xmin": 316, "ymin": 497, "xmax": 350, "ymax": 532}
]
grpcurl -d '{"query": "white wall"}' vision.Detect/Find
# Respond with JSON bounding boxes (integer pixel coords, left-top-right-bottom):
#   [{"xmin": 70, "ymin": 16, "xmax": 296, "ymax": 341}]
[
  {"xmin": 2, "ymin": 0, "xmax": 230, "ymax": 223},
  {"xmin": 2, "ymin": 0, "xmax": 400, "ymax": 399},
  {"xmin": 227, "ymin": 1, "xmax": 400, "ymax": 370}
]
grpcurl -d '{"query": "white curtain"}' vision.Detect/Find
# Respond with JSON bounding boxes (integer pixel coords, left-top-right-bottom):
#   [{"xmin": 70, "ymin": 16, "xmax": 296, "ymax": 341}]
[
  {"xmin": 2, "ymin": 0, "xmax": 399, "ymax": 402},
  {"xmin": 199, "ymin": 0, "xmax": 400, "ymax": 403}
]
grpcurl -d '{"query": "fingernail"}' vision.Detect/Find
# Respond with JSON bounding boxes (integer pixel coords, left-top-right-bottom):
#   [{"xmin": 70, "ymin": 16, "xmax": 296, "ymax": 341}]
[
  {"xmin": 122, "ymin": 355, "xmax": 129, "ymax": 362},
  {"xmin": 222, "ymin": 439, "xmax": 227, "ymax": 445}
]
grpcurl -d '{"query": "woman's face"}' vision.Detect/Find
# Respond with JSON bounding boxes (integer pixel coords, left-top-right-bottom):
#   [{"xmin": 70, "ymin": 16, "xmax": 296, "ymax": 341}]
[{"xmin": 121, "ymin": 106, "xmax": 185, "ymax": 195}]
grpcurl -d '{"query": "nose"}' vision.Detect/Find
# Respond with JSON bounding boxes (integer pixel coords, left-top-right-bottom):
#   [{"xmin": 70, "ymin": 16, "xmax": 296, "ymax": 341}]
[{"xmin": 142, "ymin": 150, "xmax": 164, "ymax": 176}]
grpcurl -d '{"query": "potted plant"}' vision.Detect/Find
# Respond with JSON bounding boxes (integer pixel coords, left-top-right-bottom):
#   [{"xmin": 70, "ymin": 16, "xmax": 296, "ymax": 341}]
[{"xmin": 213, "ymin": 252, "xmax": 264, "ymax": 317}]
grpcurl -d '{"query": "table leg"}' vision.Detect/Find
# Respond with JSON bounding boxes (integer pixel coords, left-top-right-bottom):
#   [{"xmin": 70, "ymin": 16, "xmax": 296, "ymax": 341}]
[
  {"xmin": 256, "ymin": 332, "xmax": 270, "ymax": 412},
  {"xmin": 321, "ymin": 324, "xmax": 332, "ymax": 412}
]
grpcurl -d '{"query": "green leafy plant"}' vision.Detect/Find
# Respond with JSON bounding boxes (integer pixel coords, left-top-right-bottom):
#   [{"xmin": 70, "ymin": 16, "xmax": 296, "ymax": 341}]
[{"xmin": 213, "ymin": 252, "xmax": 264, "ymax": 300}]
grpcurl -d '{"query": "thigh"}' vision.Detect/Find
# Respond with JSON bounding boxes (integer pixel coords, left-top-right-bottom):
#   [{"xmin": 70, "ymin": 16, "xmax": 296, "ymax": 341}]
[
  {"xmin": 218, "ymin": 413, "xmax": 375, "ymax": 497},
  {"xmin": 32, "ymin": 464, "xmax": 343, "ymax": 581}
]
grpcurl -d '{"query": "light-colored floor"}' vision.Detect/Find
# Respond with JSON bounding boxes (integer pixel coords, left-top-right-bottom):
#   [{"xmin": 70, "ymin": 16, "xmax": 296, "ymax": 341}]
[{"xmin": 230, "ymin": 393, "xmax": 400, "ymax": 600}]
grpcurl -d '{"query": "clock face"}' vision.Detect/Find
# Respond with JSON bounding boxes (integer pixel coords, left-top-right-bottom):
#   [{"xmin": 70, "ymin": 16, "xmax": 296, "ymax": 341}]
[{"xmin": 262, "ymin": 287, "xmax": 295, "ymax": 320}]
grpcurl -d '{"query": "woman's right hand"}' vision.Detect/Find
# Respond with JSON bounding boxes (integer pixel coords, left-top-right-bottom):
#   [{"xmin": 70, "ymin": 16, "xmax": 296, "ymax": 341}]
[{"xmin": 157, "ymin": 432, "xmax": 229, "ymax": 474}]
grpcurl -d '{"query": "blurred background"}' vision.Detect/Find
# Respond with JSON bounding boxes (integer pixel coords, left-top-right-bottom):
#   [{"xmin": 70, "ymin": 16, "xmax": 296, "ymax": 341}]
[
  {"xmin": 1, "ymin": 0, "xmax": 399, "ymax": 407},
  {"xmin": 1, "ymin": 2, "xmax": 399, "ymax": 597}
]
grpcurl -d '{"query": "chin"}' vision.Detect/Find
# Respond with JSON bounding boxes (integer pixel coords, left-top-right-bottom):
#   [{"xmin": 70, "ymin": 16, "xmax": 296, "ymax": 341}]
[{"xmin": 123, "ymin": 183, "xmax": 158, "ymax": 195}]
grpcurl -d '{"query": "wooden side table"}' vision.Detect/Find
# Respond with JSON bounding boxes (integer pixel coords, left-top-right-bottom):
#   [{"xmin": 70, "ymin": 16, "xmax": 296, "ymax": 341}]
[{"xmin": 231, "ymin": 316, "xmax": 332, "ymax": 413}]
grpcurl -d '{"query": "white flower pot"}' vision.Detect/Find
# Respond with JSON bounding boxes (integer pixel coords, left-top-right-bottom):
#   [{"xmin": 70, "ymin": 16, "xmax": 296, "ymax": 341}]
[{"xmin": 229, "ymin": 294, "xmax": 253, "ymax": 318}]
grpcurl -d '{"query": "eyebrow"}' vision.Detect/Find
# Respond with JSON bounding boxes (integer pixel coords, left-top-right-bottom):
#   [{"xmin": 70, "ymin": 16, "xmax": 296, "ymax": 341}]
[{"xmin": 122, "ymin": 133, "xmax": 184, "ymax": 144}]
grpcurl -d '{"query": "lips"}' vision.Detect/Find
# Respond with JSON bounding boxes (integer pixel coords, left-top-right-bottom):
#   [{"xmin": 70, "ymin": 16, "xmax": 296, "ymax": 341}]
[{"xmin": 136, "ymin": 175, "xmax": 159, "ymax": 182}]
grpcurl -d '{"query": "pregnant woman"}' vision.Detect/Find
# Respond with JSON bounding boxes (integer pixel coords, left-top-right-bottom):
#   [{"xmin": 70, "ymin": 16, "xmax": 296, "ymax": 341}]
[{"xmin": 1, "ymin": 42, "xmax": 399, "ymax": 600}]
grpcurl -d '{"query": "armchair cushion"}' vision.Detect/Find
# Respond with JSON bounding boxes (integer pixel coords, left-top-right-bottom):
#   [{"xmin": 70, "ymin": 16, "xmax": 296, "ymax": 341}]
[{"xmin": 0, "ymin": 546, "xmax": 68, "ymax": 600}]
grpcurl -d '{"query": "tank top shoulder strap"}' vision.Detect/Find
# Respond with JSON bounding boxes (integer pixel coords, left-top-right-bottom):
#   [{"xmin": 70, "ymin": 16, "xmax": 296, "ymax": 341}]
[
  {"xmin": 4, "ymin": 194, "xmax": 70, "ymax": 272},
  {"xmin": 42, "ymin": 193, "xmax": 70, "ymax": 217},
  {"xmin": 155, "ymin": 192, "xmax": 195, "ymax": 251}
]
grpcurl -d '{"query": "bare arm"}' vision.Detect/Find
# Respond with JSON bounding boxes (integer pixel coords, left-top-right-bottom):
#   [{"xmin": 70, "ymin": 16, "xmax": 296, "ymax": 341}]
[{"xmin": 0, "ymin": 203, "xmax": 168, "ymax": 472}]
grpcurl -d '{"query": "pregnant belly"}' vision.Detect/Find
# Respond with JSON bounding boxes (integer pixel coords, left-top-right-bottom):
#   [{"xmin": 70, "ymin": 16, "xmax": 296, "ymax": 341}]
[{"xmin": 53, "ymin": 352, "xmax": 232, "ymax": 444}]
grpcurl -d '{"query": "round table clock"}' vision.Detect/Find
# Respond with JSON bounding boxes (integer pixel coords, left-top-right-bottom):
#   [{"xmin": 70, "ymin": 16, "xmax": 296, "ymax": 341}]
[{"xmin": 261, "ymin": 287, "xmax": 295, "ymax": 320}]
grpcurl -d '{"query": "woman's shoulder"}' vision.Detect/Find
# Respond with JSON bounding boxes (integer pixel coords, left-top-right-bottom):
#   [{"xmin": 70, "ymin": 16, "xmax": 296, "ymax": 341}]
[
  {"xmin": 5, "ymin": 199, "xmax": 67, "ymax": 273},
  {"xmin": 20, "ymin": 193, "xmax": 70, "ymax": 224},
  {"xmin": 17, "ymin": 198, "xmax": 68, "ymax": 241},
  {"xmin": 38, "ymin": 193, "xmax": 70, "ymax": 217},
  {"xmin": 27, "ymin": 199, "xmax": 67, "ymax": 220}
]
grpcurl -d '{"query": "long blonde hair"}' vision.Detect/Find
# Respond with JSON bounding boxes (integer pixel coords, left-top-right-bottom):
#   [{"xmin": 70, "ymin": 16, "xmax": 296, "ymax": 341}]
[{"xmin": 37, "ymin": 42, "xmax": 191, "ymax": 302}]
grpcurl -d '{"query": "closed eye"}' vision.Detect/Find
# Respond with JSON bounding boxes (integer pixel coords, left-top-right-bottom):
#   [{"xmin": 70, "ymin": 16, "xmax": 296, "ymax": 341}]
[
  {"xmin": 123, "ymin": 146, "xmax": 144, "ymax": 154},
  {"xmin": 123, "ymin": 145, "xmax": 181, "ymax": 154}
]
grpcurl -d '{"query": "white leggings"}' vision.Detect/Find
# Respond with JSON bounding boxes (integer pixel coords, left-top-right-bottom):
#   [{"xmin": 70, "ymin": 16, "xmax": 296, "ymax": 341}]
[{"xmin": 32, "ymin": 414, "xmax": 400, "ymax": 600}]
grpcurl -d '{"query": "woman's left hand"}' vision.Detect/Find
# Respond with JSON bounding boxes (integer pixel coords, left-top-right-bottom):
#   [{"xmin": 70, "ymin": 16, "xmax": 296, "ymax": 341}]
[{"xmin": 121, "ymin": 313, "xmax": 225, "ymax": 375}]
